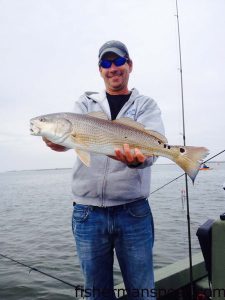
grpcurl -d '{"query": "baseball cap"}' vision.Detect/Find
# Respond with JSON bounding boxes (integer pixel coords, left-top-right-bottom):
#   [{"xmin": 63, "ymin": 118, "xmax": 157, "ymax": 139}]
[{"xmin": 98, "ymin": 40, "xmax": 129, "ymax": 60}]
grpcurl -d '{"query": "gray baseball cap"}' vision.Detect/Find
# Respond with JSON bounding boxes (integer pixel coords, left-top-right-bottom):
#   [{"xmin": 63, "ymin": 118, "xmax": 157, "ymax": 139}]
[{"xmin": 98, "ymin": 40, "xmax": 129, "ymax": 60}]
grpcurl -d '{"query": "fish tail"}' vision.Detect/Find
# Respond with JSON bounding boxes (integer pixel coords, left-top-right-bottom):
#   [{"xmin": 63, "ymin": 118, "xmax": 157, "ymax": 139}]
[{"xmin": 172, "ymin": 146, "xmax": 209, "ymax": 183}]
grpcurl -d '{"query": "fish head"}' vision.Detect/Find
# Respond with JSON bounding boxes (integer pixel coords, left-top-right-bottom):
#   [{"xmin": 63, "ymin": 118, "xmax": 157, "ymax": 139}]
[{"xmin": 30, "ymin": 113, "xmax": 72, "ymax": 143}]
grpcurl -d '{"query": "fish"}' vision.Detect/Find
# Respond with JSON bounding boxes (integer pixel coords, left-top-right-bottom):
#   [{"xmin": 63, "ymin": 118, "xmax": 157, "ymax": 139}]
[{"xmin": 30, "ymin": 111, "xmax": 209, "ymax": 182}]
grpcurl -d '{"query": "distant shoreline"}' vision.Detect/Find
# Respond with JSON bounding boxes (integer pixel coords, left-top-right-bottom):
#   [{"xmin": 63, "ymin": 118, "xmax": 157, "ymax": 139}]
[{"xmin": 2, "ymin": 161, "xmax": 224, "ymax": 174}]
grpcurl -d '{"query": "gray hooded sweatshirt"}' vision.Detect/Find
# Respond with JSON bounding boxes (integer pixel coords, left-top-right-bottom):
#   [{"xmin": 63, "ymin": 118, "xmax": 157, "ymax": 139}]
[{"xmin": 71, "ymin": 88, "xmax": 165, "ymax": 207}]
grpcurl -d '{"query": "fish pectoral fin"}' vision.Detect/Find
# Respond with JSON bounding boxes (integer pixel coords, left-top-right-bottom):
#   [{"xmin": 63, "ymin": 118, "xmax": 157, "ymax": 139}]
[
  {"xmin": 75, "ymin": 149, "xmax": 91, "ymax": 167},
  {"xmin": 87, "ymin": 111, "xmax": 108, "ymax": 120},
  {"xmin": 145, "ymin": 130, "xmax": 168, "ymax": 144},
  {"xmin": 113, "ymin": 117, "xmax": 145, "ymax": 130}
]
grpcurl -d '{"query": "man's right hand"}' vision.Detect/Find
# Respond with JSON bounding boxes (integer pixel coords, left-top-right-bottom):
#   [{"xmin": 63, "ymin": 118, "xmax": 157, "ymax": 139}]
[{"xmin": 42, "ymin": 137, "xmax": 69, "ymax": 152}]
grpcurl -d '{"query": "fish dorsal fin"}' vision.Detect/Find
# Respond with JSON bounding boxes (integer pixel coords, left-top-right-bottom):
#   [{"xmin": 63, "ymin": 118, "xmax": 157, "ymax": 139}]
[
  {"xmin": 113, "ymin": 117, "xmax": 145, "ymax": 130},
  {"xmin": 75, "ymin": 149, "xmax": 90, "ymax": 167},
  {"xmin": 87, "ymin": 111, "xmax": 108, "ymax": 120},
  {"xmin": 145, "ymin": 130, "xmax": 168, "ymax": 143}
]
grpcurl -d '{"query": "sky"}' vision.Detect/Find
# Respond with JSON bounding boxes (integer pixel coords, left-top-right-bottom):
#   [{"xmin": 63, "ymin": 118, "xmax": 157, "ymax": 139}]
[{"xmin": 0, "ymin": 0, "xmax": 225, "ymax": 172}]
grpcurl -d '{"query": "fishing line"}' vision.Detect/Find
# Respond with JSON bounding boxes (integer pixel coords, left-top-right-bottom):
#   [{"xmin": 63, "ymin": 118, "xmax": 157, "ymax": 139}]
[
  {"xmin": 150, "ymin": 149, "xmax": 225, "ymax": 195},
  {"xmin": 202, "ymin": 149, "xmax": 225, "ymax": 164},
  {"xmin": 151, "ymin": 173, "xmax": 184, "ymax": 195},
  {"xmin": 0, "ymin": 253, "xmax": 84, "ymax": 291}
]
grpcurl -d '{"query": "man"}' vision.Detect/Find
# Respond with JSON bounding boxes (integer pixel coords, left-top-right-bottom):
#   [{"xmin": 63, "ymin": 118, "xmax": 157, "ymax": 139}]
[{"xmin": 43, "ymin": 40, "xmax": 165, "ymax": 300}]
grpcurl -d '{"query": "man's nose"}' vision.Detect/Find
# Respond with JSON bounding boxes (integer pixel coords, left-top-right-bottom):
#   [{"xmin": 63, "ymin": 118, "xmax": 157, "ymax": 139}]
[{"xmin": 108, "ymin": 63, "xmax": 118, "ymax": 71}]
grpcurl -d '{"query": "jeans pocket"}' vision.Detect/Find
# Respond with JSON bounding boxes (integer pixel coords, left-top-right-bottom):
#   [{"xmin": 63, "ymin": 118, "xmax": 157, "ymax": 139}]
[
  {"xmin": 128, "ymin": 199, "xmax": 151, "ymax": 218},
  {"xmin": 73, "ymin": 204, "xmax": 90, "ymax": 222}
]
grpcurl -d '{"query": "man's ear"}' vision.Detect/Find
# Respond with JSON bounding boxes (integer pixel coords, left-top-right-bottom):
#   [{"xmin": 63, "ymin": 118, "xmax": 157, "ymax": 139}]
[
  {"xmin": 99, "ymin": 66, "xmax": 103, "ymax": 77},
  {"xmin": 128, "ymin": 59, "xmax": 133, "ymax": 73}
]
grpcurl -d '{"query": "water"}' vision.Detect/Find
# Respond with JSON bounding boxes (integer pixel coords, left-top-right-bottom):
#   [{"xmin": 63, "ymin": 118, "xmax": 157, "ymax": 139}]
[{"xmin": 0, "ymin": 163, "xmax": 224, "ymax": 299}]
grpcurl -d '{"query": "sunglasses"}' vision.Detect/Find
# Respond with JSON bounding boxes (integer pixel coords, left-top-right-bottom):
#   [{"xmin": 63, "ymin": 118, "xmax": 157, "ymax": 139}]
[{"xmin": 99, "ymin": 57, "xmax": 128, "ymax": 69}]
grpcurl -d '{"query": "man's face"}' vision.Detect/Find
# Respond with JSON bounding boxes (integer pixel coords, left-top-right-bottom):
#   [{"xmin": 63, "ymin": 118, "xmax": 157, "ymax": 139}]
[{"xmin": 99, "ymin": 53, "xmax": 133, "ymax": 94}]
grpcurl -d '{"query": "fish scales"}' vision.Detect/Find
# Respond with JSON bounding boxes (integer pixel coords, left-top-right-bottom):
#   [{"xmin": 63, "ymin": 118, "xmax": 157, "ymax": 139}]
[{"xmin": 71, "ymin": 114, "xmax": 148, "ymax": 154}]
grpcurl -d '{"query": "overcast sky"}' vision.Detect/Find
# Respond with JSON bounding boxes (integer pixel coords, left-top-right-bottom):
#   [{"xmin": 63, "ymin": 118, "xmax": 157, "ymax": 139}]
[{"xmin": 0, "ymin": 0, "xmax": 224, "ymax": 172}]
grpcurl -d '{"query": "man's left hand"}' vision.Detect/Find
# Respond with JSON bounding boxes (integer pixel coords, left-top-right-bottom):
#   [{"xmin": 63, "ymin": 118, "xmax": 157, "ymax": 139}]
[{"xmin": 111, "ymin": 144, "xmax": 146, "ymax": 166}]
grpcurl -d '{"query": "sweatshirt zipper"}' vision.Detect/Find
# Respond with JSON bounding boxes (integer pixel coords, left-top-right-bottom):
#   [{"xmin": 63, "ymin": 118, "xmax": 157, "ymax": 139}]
[{"xmin": 101, "ymin": 157, "xmax": 110, "ymax": 207}]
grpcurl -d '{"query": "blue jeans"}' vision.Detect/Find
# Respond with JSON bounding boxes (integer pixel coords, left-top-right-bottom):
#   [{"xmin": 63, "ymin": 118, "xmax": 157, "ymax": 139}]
[{"xmin": 72, "ymin": 199, "xmax": 155, "ymax": 300}]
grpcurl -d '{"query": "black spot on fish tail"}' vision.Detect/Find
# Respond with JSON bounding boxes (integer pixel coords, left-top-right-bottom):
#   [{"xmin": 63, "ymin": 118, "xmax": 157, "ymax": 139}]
[
  {"xmin": 164, "ymin": 144, "xmax": 167, "ymax": 148},
  {"xmin": 168, "ymin": 145, "xmax": 171, "ymax": 149},
  {"xmin": 180, "ymin": 147, "xmax": 185, "ymax": 153}
]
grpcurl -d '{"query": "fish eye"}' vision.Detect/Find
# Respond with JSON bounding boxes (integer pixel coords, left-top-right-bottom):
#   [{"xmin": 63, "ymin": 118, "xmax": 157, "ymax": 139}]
[{"xmin": 39, "ymin": 117, "xmax": 45, "ymax": 122}]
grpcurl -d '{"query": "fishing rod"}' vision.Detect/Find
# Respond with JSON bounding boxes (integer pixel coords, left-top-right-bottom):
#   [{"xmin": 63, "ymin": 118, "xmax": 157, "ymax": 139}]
[
  {"xmin": 175, "ymin": 0, "xmax": 194, "ymax": 298},
  {"xmin": 0, "ymin": 253, "xmax": 84, "ymax": 292}
]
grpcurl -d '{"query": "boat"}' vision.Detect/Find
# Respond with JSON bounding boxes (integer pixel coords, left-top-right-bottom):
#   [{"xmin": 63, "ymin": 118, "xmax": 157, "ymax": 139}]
[{"xmin": 199, "ymin": 163, "xmax": 211, "ymax": 170}]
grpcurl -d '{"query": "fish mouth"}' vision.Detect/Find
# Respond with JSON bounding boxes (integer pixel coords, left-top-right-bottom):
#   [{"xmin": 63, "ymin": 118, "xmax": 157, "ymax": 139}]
[{"xmin": 30, "ymin": 121, "xmax": 41, "ymax": 135}]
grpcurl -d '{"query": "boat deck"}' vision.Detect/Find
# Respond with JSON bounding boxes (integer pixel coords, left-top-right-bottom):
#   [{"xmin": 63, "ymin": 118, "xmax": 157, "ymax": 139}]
[{"xmin": 114, "ymin": 252, "xmax": 208, "ymax": 299}]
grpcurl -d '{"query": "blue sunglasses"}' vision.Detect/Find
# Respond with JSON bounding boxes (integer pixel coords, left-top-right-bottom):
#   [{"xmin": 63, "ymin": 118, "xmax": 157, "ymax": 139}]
[{"xmin": 99, "ymin": 57, "xmax": 128, "ymax": 69}]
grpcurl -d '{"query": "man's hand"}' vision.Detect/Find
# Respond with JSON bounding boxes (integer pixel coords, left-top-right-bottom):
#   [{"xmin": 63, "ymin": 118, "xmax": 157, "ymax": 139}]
[
  {"xmin": 42, "ymin": 137, "xmax": 68, "ymax": 152},
  {"xmin": 110, "ymin": 144, "xmax": 146, "ymax": 166}
]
